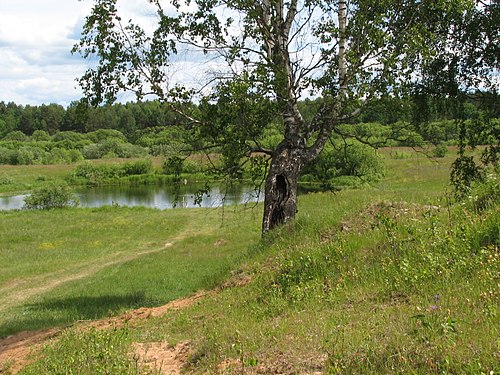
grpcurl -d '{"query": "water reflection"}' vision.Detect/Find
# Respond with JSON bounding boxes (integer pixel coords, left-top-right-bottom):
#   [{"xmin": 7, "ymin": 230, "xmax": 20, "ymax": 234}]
[{"xmin": 0, "ymin": 183, "xmax": 263, "ymax": 211}]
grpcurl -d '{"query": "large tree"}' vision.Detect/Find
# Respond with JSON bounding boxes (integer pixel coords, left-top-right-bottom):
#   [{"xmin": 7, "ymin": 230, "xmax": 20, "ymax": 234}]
[{"xmin": 75, "ymin": 0, "xmax": 475, "ymax": 234}]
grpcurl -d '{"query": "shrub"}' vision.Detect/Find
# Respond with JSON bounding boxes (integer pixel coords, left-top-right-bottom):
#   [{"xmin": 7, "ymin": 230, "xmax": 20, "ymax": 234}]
[
  {"xmin": 122, "ymin": 159, "xmax": 153, "ymax": 175},
  {"xmin": 114, "ymin": 142, "xmax": 148, "ymax": 158},
  {"xmin": 71, "ymin": 160, "xmax": 153, "ymax": 184},
  {"xmin": 3, "ymin": 131, "xmax": 28, "ymax": 142},
  {"xmin": 16, "ymin": 147, "xmax": 36, "ymax": 165},
  {"xmin": 82, "ymin": 140, "xmax": 147, "ymax": 159},
  {"xmin": 31, "ymin": 130, "xmax": 51, "ymax": 141},
  {"xmin": 53, "ymin": 139, "xmax": 92, "ymax": 151},
  {"xmin": 24, "ymin": 183, "xmax": 79, "ymax": 210},
  {"xmin": 0, "ymin": 147, "xmax": 17, "ymax": 164},
  {"xmin": 432, "ymin": 144, "xmax": 448, "ymax": 158},
  {"xmin": 303, "ymin": 141, "xmax": 385, "ymax": 184},
  {"xmin": 68, "ymin": 149, "xmax": 85, "ymax": 163},
  {"xmin": 71, "ymin": 162, "xmax": 123, "ymax": 182},
  {"xmin": 52, "ymin": 131, "xmax": 88, "ymax": 142},
  {"xmin": 86, "ymin": 129, "xmax": 127, "ymax": 143},
  {"xmin": 81, "ymin": 144, "xmax": 102, "ymax": 159}
]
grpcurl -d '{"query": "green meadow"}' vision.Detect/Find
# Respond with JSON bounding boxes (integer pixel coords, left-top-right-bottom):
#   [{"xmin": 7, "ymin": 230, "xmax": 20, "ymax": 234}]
[{"xmin": 1, "ymin": 149, "xmax": 498, "ymax": 374}]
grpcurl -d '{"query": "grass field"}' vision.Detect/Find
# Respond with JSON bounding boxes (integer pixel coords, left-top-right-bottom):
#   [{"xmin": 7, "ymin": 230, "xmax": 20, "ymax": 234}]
[
  {"xmin": 0, "ymin": 205, "xmax": 261, "ymax": 339},
  {"xmin": 1, "ymin": 148, "xmax": 498, "ymax": 374}
]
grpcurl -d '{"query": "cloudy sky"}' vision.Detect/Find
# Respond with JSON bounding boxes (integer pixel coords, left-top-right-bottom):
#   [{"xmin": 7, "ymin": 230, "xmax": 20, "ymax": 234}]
[
  {"xmin": 0, "ymin": 0, "xmax": 197, "ymax": 107},
  {"xmin": 0, "ymin": 0, "xmax": 93, "ymax": 106}
]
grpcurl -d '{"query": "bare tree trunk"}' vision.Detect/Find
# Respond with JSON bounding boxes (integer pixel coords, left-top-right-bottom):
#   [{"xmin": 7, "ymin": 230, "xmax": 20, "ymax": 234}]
[
  {"xmin": 261, "ymin": 142, "xmax": 306, "ymax": 235},
  {"xmin": 338, "ymin": 0, "xmax": 347, "ymax": 95}
]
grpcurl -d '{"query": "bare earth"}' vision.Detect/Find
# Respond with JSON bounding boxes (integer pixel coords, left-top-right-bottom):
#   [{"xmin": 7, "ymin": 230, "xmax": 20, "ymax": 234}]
[{"xmin": 0, "ymin": 290, "xmax": 207, "ymax": 374}]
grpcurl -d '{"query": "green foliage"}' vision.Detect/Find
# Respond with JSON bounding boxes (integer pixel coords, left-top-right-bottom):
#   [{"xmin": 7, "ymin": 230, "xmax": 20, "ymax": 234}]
[
  {"xmin": 3, "ymin": 130, "xmax": 27, "ymax": 142},
  {"xmin": 51, "ymin": 131, "xmax": 88, "ymax": 142},
  {"xmin": 162, "ymin": 155, "xmax": 184, "ymax": 179},
  {"xmin": 0, "ymin": 146, "xmax": 18, "ymax": 164},
  {"xmin": 70, "ymin": 159, "xmax": 154, "ymax": 184},
  {"xmin": 31, "ymin": 130, "xmax": 51, "ymax": 142},
  {"xmin": 121, "ymin": 159, "xmax": 153, "ymax": 175},
  {"xmin": 198, "ymin": 74, "xmax": 279, "ymax": 179},
  {"xmin": 16, "ymin": 147, "xmax": 43, "ymax": 165},
  {"xmin": 86, "ymin": 128, "xmax": 127, "ymax": 143},
  {"xmin": 302, "ymin": 141, "xmax": 385, "ymax": 185},
  {"xmin": 432, "ymin": 144, "xmax": 448, "ymax": 158},
  {"xmin": 24, "ymin": 183, "xmax": 79, "ymax": 210},
  {"xmin": 450, "ymin": 155, "xmax": 485, "ymax": 199},
  {"xmin": 82, "ymin": 139, "xmax": 147, "ymax": 159},
  {"xmin": 0, "ymin": 143, "xmax": 85, "ymax": 165},
  {"xmin": 466, "ymin": 172, "xmax": 500, "ymax": 213}
]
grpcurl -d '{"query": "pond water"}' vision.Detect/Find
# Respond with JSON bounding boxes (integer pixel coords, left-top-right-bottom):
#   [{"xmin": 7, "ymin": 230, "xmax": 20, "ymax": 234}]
[{"xmin": 0, "ymin": 183, "xmax": 264, "ymax": 211}]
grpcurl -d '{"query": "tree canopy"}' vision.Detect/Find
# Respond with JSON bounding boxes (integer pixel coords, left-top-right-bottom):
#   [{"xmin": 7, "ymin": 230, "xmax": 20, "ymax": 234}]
[{"xmin": 74, "ymin": 0, "xmax": 498, "ymax": 234}]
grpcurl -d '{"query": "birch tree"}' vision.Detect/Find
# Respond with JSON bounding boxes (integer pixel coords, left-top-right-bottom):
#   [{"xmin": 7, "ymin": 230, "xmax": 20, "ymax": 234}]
[{"xmin": 75, "ymin": 0, "xmax": 473, "ymax": 234}]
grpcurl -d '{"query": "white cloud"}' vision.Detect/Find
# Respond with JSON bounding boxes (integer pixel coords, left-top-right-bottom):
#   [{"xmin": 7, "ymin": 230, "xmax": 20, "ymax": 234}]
[
  {"xmin": 0, "ymin": 0, "xmax": 216, "ymax": 106},
  {"xmin": 0, "ymin": 0, "xmax": 94, "ymax": 106}
]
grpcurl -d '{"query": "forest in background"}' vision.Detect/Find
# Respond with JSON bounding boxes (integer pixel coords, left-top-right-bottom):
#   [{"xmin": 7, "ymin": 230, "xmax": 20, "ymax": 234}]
[{"xmin": 1, "ymin": 95, "xmax": 498, "ymax": 166}]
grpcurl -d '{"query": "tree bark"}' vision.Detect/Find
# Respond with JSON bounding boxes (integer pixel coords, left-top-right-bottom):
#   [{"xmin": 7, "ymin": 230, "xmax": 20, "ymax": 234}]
[{"xmin": 261, "ymin": 141, "xmax": 307, "ymax": 235}]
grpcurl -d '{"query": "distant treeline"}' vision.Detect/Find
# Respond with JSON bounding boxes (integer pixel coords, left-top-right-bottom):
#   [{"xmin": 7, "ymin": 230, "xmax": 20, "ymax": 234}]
[
  {"xmin": 0, "ymin": 100, "xmax": 191, "ymax": 141},
  {"xmin": 0, "ymin": 96, "xmax": 497, "ymax": 166},
  {"xmin": 1, "ymin": 95, "xmax": 495, "ymax": 139}
]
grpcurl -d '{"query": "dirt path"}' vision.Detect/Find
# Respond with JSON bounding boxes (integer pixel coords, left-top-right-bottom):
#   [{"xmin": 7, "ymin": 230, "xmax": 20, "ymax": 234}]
[
  {"xmin": 0, "ymin": 232, "xmax": 189, "ymax": 314},
  {"xmin": 0, "ymin": 227, "xmax": 248, "ymax": 374},
  {"xmin": 0, "ymin": 290, "xmax": 208, "ymax": 374}
]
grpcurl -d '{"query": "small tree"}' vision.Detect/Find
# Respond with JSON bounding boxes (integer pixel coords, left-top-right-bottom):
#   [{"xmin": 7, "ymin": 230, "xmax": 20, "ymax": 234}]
[
  {"xmin": 75, "ymin": 0, "xmax": 479, "ymax": 235},
  {"xmin": 24, "ymin": 183, "xmax": 79, "ymax": 210}
]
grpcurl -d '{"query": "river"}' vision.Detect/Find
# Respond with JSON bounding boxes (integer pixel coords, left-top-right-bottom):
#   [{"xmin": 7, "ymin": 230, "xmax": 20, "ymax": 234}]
[{"xmin": 0, "ymin": 183, "xmax": 264, "ymax": 211}]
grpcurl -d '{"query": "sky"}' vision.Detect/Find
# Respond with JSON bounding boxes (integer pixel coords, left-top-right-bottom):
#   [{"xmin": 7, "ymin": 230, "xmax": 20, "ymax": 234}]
[
  {"xmin": 0, "ymin": 0, "xmax": 192, "ymax": 107},
  {"xmin": 0, "ymin": 0, "xmax": 95, "ymax": 106},
  {"xmin": 0, "ymin": 0, "xmax": 320, "ymax": 107}
]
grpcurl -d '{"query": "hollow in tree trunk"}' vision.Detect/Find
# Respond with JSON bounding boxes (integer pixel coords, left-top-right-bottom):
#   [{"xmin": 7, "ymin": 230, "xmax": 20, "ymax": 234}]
[{"xmin": 262, "ymin": 144, "xmax": 306, "ymax": 235}]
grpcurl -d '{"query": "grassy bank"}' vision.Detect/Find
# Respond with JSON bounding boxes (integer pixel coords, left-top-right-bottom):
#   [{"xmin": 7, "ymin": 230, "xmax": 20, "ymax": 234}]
[
  {"xmin": 0, "ymin": 205, "xmax": 261, "ymax": 338},
  {"xmin": 1, "ymin": 149, "xmax": 498, "ymax": 374},
  {"xmin": 0, "ymin": 156, "xmax": 211, "ymax": 195}
]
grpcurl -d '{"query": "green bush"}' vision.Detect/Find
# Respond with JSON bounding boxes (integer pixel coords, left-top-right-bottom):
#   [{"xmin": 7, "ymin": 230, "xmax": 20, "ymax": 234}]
[
  {"xmin": 15, "ymin": 146, "xmax": 48, "ymax": 165},
  {"xmin": 52, "ymin": 131, "xmax": 88, "ymax": 142},
  {"xmin": 432, "ymin": 144, "xmax": 448, "ymax": 158},
  {"xmin": 24, "ymin": 183, "xmax": 79, "ymax": 210},
  {"xmin": 86, "ymin": 129, "xmax": 127, "ymax": 143},
  {"xmin": 81, "ymin": 144, "xmax": 102, "ymax": 159},
  {"xmin": 53, "ymin": 139, "xmax": 92, "ymax": 151},
  {"xmin": 71, "ymin": 162, "xmax": 123, "ymax": 182},
  {"xmin": 0, "ymin": 147, "xmax": 17, "ymax": 164},
  {"xmin": 303, "ymin": 141, "xmax": 385, "ymax": 184},
  {"xmin": 71, "ymin": 160, "xmax": 154, "ymax": 184},
  {"xmin": 31, "ymin": 130, "xmax": 51, "ymax": 142},
  {"xmin": 122, "ymin": 159, "xmax": 153, "ymax": 175},
  {"xmin": 82, "ymin": 140, "xmax": 147, "ymax": 159},
  {"xmin": 3, "ymin": 130, "xmax": 28, "ymax": 142}
]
